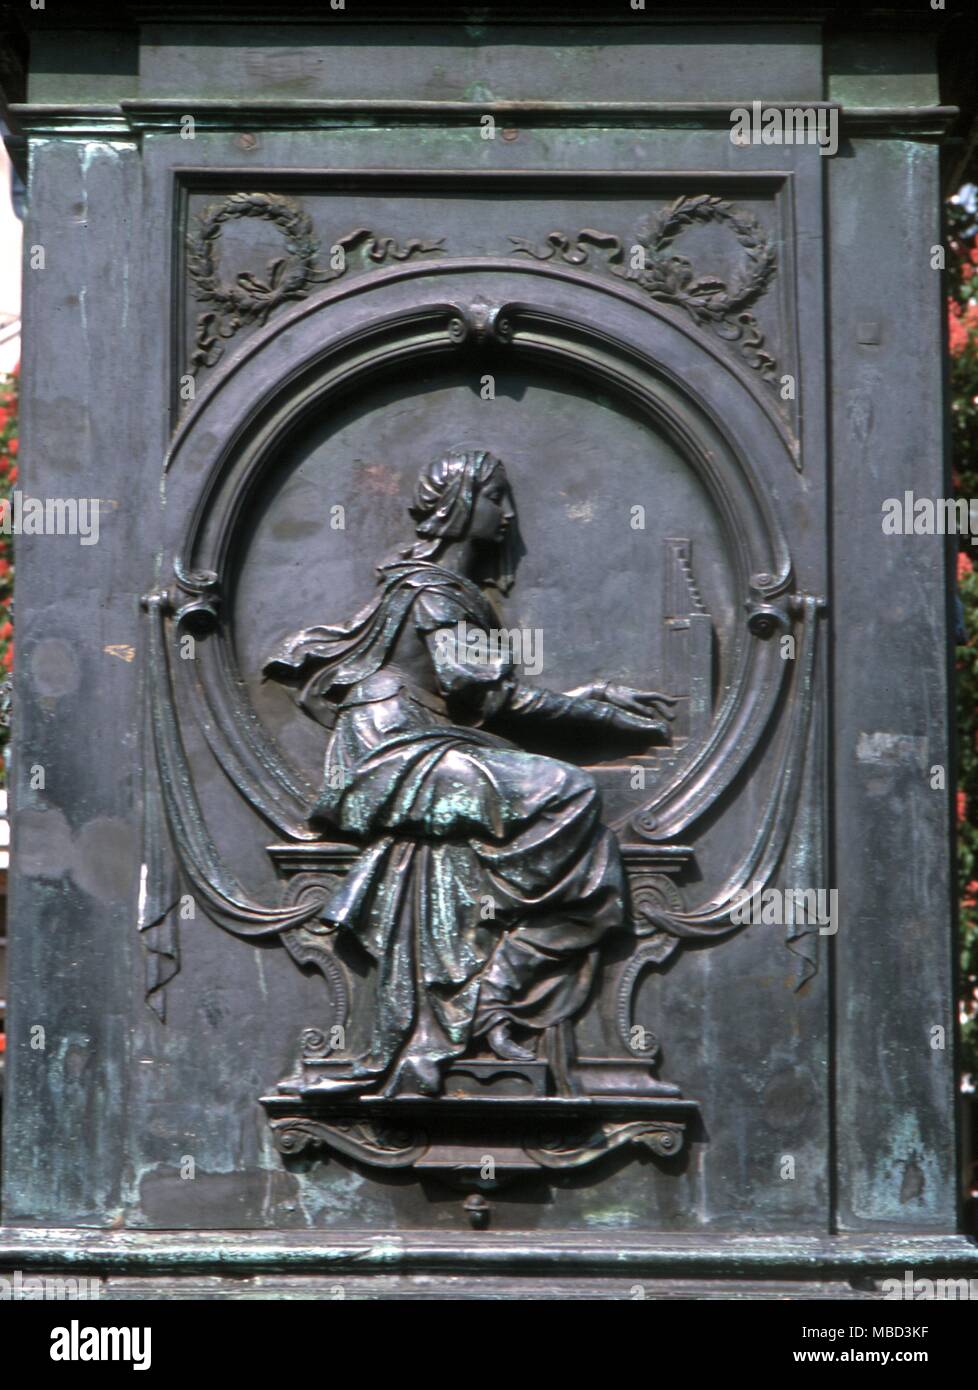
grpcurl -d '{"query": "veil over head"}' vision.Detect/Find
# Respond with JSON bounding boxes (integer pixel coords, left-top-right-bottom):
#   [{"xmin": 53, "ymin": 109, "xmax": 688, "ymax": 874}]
[{"xmin": 398, "ymin": 448, "xmax": 518, "ymax": 592}]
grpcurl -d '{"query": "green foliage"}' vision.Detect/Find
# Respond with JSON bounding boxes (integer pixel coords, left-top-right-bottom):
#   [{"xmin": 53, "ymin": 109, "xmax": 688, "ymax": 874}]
[
  {"xmin": 0, "ymin": 364, "xmax": 16, "ymax": 764},
  {"xmin": 950, "ymin": 197, "xmax": 978, "ymax": 1074}
]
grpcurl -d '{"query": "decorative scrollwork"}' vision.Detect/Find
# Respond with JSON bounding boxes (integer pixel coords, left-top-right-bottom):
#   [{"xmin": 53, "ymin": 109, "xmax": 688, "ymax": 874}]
[
  {"xmin": 279, "ymin": 872, "xmax": 350, "ymax": 1025},
  {"xmin": 746, "ymin": 602, "xmax": 793, "ymax": 639},
  {"xmin": 508, "ymin": 228, "xmax": 625, "ymax": 267},
  {"xmin": 525, "ymin": 1119, "xmax": 686, "ymax": 1168},
  {"xmin": 449, "ymin": 295, "xmax": 515, "ymax": 347},
  {"xmin": 618, "ymin": 873, "xmax": 685, "ymax": 1056},
  {"xmin": 299, "ymin": 1027, "xmax": 331, "ymax": 1057},
  {"xmin": 270, "ymin": 1116, "xmax": 428, "ymax": 1167},
  {"xmin": 171, "ymin": 556, "xmax": 221, "ymax": 633},
  {"xmin": 746, "ymin": 585, "xmax": 826, "ymax": 640},
  {"xmin": 511, "ymin": 194, "xmax": 780, "ymax": 384},
  {"xmin": 271, "ymin": 1118, "xmax": 329, "ymax": 1156},
  {"xmin": 337, "ymin": 227, "xmax": 445, "ymax": 266}
]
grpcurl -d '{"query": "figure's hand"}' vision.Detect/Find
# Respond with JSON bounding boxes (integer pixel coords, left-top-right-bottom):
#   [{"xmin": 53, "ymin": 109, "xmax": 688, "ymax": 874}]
[
  {"xmin": 565, "ymin": 682, "xmax": 678, "ymax": 724},
  {"xmin": 600, "ymin": 684, "xmax": 678, "ymax": 723},
  {"xmin": 506, "ymin": 680, "xmax": 673, "ymax": 742},
  {"xmin": 600, "ymin": 705, "xmax": 670, "ymax": 740}
]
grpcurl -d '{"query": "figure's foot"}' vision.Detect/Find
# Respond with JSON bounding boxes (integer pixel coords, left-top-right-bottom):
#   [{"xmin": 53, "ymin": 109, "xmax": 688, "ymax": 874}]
[
  {"xmin": 487, "ymin": 1021, "xmax": 537, "ymax": 1064},
  {"xmin": 350, "ymin": 1055, "xmax": 388, "ymax": 1080},
  {"xmin": 644, "ymin": 1076, "xmax": 682, "ymax": 1097},
  {"xmin": 382, "ymin": 1055, "xmax": 443, "ymax": 1098}
]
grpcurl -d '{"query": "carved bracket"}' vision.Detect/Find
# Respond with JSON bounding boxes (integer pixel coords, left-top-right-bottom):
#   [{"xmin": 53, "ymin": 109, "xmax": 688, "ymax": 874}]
[
  {"xmin": 448, "ymin": 295, "xmax": 515, "ymax": 347},
  {"xmin": 262, "ymin": 1090, "xmax": 699, "ymax": 1223}
]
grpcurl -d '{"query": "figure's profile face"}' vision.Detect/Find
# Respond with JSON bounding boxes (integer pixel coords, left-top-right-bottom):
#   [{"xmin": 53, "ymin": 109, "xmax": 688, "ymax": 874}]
[{"xmin": 467, "ymin": 467, "xmax": 515, "ymax": 546}]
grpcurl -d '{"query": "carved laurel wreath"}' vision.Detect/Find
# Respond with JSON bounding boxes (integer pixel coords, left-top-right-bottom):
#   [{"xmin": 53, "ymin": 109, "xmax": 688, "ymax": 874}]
[
  {"xmin": 186, "ymin": 193, "xmax": 328, "ymax": 374},
  {"xmin": 511, "ymin": 194, "xmax": 780, "ymax": 383},
  {"xmin": 185, "ymin": 192, "xmax": 443, "ymax": 377},
  {"xmin": 635, "ymin": 195, "xmax": 777, "ymax": 375},
  {"xmin": 185, "ymin": 191, "xmax": 779, "ymax": 386}
]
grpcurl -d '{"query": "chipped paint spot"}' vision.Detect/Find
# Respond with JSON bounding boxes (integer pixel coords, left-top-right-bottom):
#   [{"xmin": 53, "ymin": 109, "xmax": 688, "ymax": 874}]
[
  {"xmin": 356, "ymin": 460, "xmax": 401, "ymax": 496},
  {"xmin": 856, "ymin": 731, "xmax": 927, "ymax": 769},
  {"xmin": 137, "ymin": 862, "xmax": 148, "ymax": 921},
  {"xmin": 584, "ymin": 1206, "xmax": 640, "ymax": 1229},
  {"xmin": 852, "ymin": 1111, "xmax": 942, "ymax": 1221},
  {"xmin": 254, "ymin": 946, "xmax": 268, "ymax": 1003},
  {"xmin": 30, "ymin": 637, "xmax": 79, "ymax": 697}
]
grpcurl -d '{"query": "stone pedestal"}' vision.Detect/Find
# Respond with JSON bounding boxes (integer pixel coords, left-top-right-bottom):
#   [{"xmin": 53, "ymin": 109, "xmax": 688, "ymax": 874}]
[{"xmin": 0, "ymin": 3, "xmax": 974, "ymax": 1298}]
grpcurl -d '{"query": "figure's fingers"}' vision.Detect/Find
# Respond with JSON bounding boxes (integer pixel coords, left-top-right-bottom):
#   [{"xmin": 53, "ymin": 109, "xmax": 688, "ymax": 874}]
[
  {"xmin": 604, "ymin": 687, "xmax": 654, "ymax": 714},
  {"xmin": 613, "ymin": 694, "xmax": 676, "ymax": 722},
  {"xmin": 633, "ymin": 690, "xmax": 679, "ymax": 706},
  {"xmin": 631, "ymin": 692, "xmax": 679, "ymax": 721},
  {"xmin": 610, "ymin": 695, "xmax": 647, "ymax": 716},
  {"xmin": 614, "ymin": 711, "xmax": 666, "ymax": 735}
]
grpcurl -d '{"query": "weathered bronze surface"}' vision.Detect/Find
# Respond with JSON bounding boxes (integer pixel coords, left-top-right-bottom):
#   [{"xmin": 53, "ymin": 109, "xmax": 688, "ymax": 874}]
[{"xmin": 0, "ymin": 2, "xmax": 970, "ymax": 1296}]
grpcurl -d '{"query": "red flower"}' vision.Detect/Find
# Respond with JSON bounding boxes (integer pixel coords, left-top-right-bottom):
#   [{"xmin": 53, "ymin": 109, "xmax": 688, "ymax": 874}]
[
  {"xmin": 0, "ymin": 621, "xmax": 12, "ymax": 640},
  {"xmin": 950, "ymin": 312, "xmax": 970, "ymax": 356},
  {"xmin": 959, "ymin": 551, "xmax": 974, "ymax": 581},
  {"xmin": 0, "ymin": 560, "xmax": 10, "ymax": 578},
  {"xmin": 3, "ymin": 643, "xmax": 12, "ymax": 672},
  {"xmin": 958, "ymin": 790, "xmax": 968, "ymax": 825},
  {"xmin": 7, "ymin": 437, "xmax": 18, "ymax": 455}
]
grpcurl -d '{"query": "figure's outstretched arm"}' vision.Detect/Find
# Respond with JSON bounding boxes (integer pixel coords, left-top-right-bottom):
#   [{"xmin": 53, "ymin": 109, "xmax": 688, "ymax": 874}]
[
  {"xmin": 418, "ymin": 590, "xmax": 675, "ymax": 741},
  {"xmin": 422, "ymin": 625, "xmax": 670, "ymax": 740},
  {"xmin": 564, "ymin": 682, "xmax": 678, "ymax": 725},
  {"xmin": 502, "ymin": 680, "xmax": 671, "ymax": 741}
]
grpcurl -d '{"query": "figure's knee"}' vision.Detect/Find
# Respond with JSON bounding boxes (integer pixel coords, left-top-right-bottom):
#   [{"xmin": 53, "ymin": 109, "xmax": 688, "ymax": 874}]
[{"xmin": 551, "ymin": 760, "xmax": 601, "ymax": 813}]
